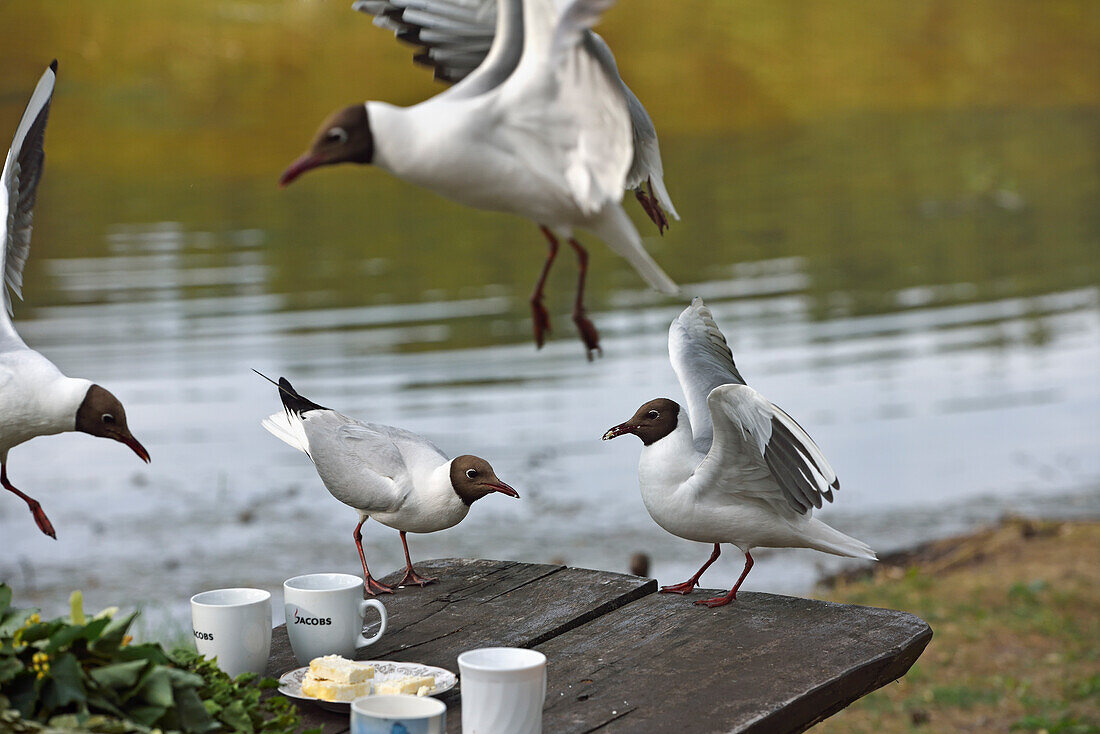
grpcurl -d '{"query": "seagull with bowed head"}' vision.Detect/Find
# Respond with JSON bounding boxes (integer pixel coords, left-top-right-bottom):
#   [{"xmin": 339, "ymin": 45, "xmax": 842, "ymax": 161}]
[{"xmin": 0, "ymin": 61, "xmax": 150, "ymax": 540}]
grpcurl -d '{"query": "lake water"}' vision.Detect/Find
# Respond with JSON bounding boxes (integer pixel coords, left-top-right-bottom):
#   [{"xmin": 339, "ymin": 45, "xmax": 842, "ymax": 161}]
[{"xmin": 1, "ymin": 3, "xmax": 1098, "ymax": 639}]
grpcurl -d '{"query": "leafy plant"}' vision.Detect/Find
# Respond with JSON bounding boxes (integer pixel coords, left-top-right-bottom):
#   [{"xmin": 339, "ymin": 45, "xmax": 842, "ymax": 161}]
[{"xmin": 0, "ymin": 585, "xmax": 312, "ymax": 733}]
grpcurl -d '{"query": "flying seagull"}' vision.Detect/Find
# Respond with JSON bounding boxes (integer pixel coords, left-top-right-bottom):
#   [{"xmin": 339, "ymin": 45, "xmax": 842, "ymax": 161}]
[{"xmin": 281, "ymin": 0, "xmax": 679, "ymax": 358}]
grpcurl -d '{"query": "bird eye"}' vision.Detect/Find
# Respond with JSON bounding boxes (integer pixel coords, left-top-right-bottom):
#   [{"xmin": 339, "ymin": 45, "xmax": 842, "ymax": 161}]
[
  {"xmin": 102, "ymin": 413, "xmax": 115, "ymax": 424},
  {"xmin": 325, "ymin": 127, "xmax": 348, "ymax": 145},
  {"xmin": 647, "ymin": 410, "xmax": 659, "ymax": 419},
  {"xmin": 465, "ymin": 469, "xmax": 477, "ymax": 479}
]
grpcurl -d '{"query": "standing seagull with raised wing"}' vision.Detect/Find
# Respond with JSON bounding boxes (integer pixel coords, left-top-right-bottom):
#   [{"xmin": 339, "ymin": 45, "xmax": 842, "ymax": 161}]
[
  {"xmin": 261, "ymin": 375, "xmax": 519, "ymax": 594},
  {"xmin": 280, "ymin": 0, "xmax": 679, "ymax": 358},
  {"xmin": 603, "ymin": 298, "xmax": 875, "ymax": 607},
  {"xmin": 0, "ymin": 62, "xmax": 151, "ymax": 539}
]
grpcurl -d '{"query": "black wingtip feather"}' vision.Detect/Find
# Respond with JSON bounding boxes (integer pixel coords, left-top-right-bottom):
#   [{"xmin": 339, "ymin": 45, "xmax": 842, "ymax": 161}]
[
  {"xmin": 49, "ymin": 60, "xmax": 58, "ymax": 72},
  {"xmin": 276, "ymin": 377, "xmax": 328, "ymax": 416}
]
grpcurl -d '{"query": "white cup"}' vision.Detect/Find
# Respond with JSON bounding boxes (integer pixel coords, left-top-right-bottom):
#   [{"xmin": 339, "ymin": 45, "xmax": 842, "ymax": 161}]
[
  {"xmin": 457, "ymin": 647, "xmax": 546, "ymax": 734},
  {"xmin": 351, "ymin": 695, "xmax": 446, "ymax": 734},
  {"xmin": 189, "ymin": 587, "xmax": 272, "ymax": 678},
  {"xmin": 283, "ymin": 573, "xmax": 388, "ymax": 666}
]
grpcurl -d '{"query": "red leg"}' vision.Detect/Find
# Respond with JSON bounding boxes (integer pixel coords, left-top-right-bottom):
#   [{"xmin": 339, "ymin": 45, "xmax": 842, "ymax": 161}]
[
  {"xmin": 634, "ymin": 177, "xmax": 669, "ymax": 234},
  {"xmin": 567, "ymin": 238, "xmax": 601, "ymax": 360},
  {"xmin": 660, "ymin": 543, "xmax": 720, "ymax": 595},
  {"xmin": 2, "ymin": 463, "xmax": 56, "ymax": 539},
  {"xmin": 353, "ymin": 517, "xmax": 393, "ymax": 595},
  {"xmin": 695, "ymin": 550, "xmax": 754, "ymax": 608},
  {"xmin": 530, "ymin": 226, "xmax": 560, "ymax": 349},
  {"xmin": 397, "ymin": 531, "xmax": 437, "ymax": 587}
]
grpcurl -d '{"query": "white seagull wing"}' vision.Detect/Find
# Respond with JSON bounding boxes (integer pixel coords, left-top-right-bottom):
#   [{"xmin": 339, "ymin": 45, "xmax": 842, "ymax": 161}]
[
  {"xmin": 696, "ymin": 383, "xmax": 840, "ymax": 517},
  {"xmin": 1, "ymin": 62, "xmax": 56, "ymax": 347},
  {"xmin": 669, "ymin": 297, "xmax": 747, "ymax": 447},
  {"xmin": 582, "ymin": 32, "xmax": 678, "ymax": 220},
  {"xmin": 498, "ymin": 0, "xmax": 632, "ymax": 217}
]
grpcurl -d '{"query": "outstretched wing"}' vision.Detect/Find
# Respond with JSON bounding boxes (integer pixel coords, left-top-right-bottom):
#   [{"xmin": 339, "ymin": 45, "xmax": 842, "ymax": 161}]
[
  {"xmin": 582, "ymin": 32, "xmax": 678, "ymax": 226},
  {"xmin": 694, "ymin": 384, "xmax": 840, "ymax": 517},
  {"xmin": 669, "ymin": 297, "xmax": 746, "ymax": 448},
  {"xmin": 353, "ymin": 0, "xmax": 515, "ymax": 96},
  {"xmin": 1, "ymin": 61, "xmax": 56, "ymax": 344},
  {"xmin": 499, "ymin": 0, "xmax": 631, "ymax": 216}
]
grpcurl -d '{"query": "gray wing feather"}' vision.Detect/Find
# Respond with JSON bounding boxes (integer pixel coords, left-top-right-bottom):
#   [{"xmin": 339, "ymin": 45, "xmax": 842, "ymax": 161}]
[
  {"xmin": 2, "ymin": 63, "xmax": 55, "ymax": 323},
  {"xmin": 701, "ymin": 384, "xmax": 840, "ymax": 517},
  {"xmin": 352, "ymin": 0, "xmax": 505, "ymax": 87},
  {"xmin": 303, "ymin": 412, "xmax": 447, "ymax": 513},
  {"xmin": 583, "ymin": 32, "xmax": 677, "ymax": 220}
]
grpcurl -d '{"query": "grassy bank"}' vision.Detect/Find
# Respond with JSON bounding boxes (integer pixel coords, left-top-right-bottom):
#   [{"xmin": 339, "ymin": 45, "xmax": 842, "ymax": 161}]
[{"xmin": 816, "ymin": 518, "xmax": 1099, "ymax": 733}]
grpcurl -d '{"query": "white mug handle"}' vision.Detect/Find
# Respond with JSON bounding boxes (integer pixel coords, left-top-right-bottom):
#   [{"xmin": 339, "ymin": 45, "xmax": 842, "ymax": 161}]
[{"xmin": 355, "ymin": 599, "xmax": 388, "ymax": 648}]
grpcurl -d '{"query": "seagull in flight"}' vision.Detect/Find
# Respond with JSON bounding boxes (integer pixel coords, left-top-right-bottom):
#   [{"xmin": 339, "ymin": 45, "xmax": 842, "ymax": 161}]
[
  {"xmin": 260, "ymin": 374, "xmax": 519, "ymax": 594},
  {"xmin": 0, "ymin": 62, "xmax": 150, "ymax": 539},
  {"xmin": 603, "ymin": 298, "xmax": 875, "ymax": 607},
  {"xmin": 280, "ymin": 0, "xmax": 679, "ymax": 359}
]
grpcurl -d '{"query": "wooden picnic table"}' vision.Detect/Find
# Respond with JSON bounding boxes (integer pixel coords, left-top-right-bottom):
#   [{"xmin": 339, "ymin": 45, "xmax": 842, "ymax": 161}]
[{"xmin": 265, "ymin": 558, "xmax": 931, "ymax": 733}]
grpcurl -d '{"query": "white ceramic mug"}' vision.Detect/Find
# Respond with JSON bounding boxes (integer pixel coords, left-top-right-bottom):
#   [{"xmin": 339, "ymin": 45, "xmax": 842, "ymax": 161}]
[
  {"xmin": 457, "ymin": 647, "xmax": 546, "ymax": 734},
  {"xmin": 351, "ymin": 695, "xmax": 446, "ymax": 734},
  {"xmin": 189, "ymin": 587, "xmax": 272, "ymax": 678},
  {"xmin": 283, "ymin": 573, "xmax": 388, "ymax": 666}
]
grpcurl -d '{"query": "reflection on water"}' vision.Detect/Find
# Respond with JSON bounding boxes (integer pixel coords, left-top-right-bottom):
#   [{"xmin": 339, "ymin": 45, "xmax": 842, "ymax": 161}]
[
  {"xmin": 1, "ymin": 2, "xmax": 1098, "ymax": 638},
  {"xmin": 3, "ymin": 197, "xmax": 1097, "ymax": 636}
]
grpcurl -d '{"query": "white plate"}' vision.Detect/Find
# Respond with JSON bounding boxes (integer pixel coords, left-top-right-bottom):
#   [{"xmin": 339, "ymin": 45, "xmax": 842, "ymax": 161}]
[{"xmin": 277, "ymin": 662, "xmax": 458, "ymax": 712}]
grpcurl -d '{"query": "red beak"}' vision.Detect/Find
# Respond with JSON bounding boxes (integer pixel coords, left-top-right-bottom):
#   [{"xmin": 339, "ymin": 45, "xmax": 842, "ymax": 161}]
[
  {"xmin": 120, "ymin": 435, "xmax": 151, "ymax": 463},
  {"xmin": 602, "ymin": 422, "xmax": 636, "ymax": 441},
  {"xmin": 279, "ymin": 153, "xmax": 324, "ymax": 187},
  {"xmin": 485, "ymin": 481, "xmax": 520, "ymax": 498}
]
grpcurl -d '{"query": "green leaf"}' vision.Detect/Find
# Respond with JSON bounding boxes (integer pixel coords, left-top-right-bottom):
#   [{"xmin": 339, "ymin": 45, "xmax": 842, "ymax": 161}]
[
  {"xmin": 137, "ymin": 668, "xmax": 174, "ymax": 709},
  {"xmin": 42, "ymin": 653, "xmax": 86, "ymax": 711},
  {"xmin": 0, "ymin": 585, "xmax": 11, "ymax": 616},
  {"xmin": 115, "ymin": 643, "xmax": 170, "ymax": 667},
  {"xmin": 172, "ymin": 685, "xmax": 218, "ymax": 734},
  {"xmin": 78, "ymin": 616, "xmax": 112, "ymax": 642},
  {"xmin": 46, "ymin": 621, "xmax": 103, "ymax": 653},
  {"xmin": 0, "ymin": 608, "xmax": 35, "ymax": 638},
  {"xmin": 125, "ymin": 704, "xmax": 168, "ymax": 727},
  {"xmin": 89, "ymin": 613, "xmax": 139, "ymax": 657},
  {"xmin": 88, "ymin": 660, "xmax": 149, "ymax": 691},
  {"xmin": 19, "ymin": 622, "xmax": 59, "ymax": 644},
  {"xmin": 221, "ymin": 699, "xmax": 254, "ymax": 734},
  {"xmin": 0, "ymin": 654, "xmax": 25, "ymax": 683}
]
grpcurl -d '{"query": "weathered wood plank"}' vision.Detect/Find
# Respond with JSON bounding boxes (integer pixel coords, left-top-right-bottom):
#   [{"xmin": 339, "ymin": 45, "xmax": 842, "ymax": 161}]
[
  {"xmin": 264, "ymin": 558, "xmax": 656, "ymax": 733},
  {"xmin": 535, "ymin": 589, "xmax": 932, "ymax": 734}
]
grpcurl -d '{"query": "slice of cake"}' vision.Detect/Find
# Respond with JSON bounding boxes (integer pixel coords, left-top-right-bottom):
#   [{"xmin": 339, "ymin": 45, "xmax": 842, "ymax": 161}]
[
  {"xmin": 300, "ymin": 670, "xmax": 372, "ymax": 702},
  {"xmin": 308, "ymin": 654, "xmax": 375, "ymax": 684},
  {"xmin": 375, "ymin": 675, "xmax": 436, "ymax": 696}
]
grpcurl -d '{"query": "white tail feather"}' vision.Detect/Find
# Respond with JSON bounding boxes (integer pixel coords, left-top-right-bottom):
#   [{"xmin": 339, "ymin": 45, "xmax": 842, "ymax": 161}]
[
  {"xmin": 261, "ymin": 411, "xmax": 312, "ymax": 458},
  {"xmin": 589, "ymin": 204, "xmax": 678, "ymax": 295},
  {"xmin": 801, "ymin": 518, "xmax": 877, "ymax": 561}
]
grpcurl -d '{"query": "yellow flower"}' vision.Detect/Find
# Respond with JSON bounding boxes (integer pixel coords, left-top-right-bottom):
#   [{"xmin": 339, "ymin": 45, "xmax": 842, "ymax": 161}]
[
  {"xmin": 121, "ymin": 635, "xmax": 133, "ymax": 647},
  {"xmin": 27, "ymin": 613, "xmax": 40, "ymax": 625},
  {"xmin": 30, "ymin": 651, "xmax": 50, "ymax": 678}
]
